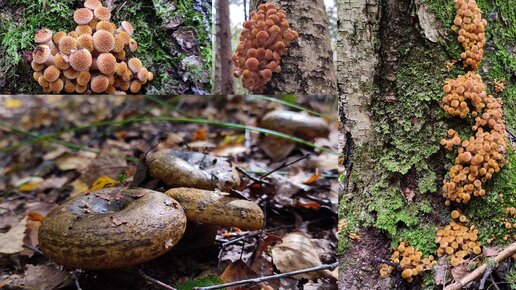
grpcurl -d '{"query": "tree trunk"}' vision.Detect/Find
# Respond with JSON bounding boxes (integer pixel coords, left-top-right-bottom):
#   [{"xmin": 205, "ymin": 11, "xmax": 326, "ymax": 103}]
[
  {"xmin": 213, "ymin": 0, "xmax": 235, "ymax": 95},
  {"xmin": 250, "ymin": 0, "xmax": 337, "ymax": 95},
  {"xmin": 338, "ymin": 0, "xmax": 515, "ymax": 288}
]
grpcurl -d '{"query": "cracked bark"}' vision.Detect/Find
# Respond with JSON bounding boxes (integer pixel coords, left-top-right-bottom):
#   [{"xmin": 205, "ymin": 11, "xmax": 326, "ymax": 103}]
[
  {"xmin": 213, "ymin": 0, "xmax": 235, "ymax": 94},
  {"xmin": 250, "ymin": 0, "xmax": 337, "ymax": 95}
]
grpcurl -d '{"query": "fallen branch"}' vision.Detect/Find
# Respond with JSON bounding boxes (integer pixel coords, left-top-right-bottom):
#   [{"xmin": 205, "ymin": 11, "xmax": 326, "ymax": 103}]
[
  {"xmin": 445, "ymin": 241, "xmax": 516, "ymax": 290},
  {"xmin": 193, "ymin": 262, "xmax": 338, "ymax": 290},
  {"xmin": 478, "ymin": 266, "xmax": 492, "ymax": 290}
]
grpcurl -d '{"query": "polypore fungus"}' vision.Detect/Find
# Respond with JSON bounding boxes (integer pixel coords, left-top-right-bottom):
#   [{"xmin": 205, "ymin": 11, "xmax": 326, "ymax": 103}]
[
  {"xmin": 31, "ymin": 1, "xmax": 153, "ymax": 94},
  {"xmin": 232, "ymin": 2, "xmax": 299, "ymax": 93},
  {"xmin": 379, "ymin": 241, "xmax": 436, "ymax": 283}
]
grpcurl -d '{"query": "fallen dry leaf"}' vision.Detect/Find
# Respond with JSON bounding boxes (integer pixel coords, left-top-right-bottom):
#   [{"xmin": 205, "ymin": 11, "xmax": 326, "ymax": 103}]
[
  {"xmin": 0, "ymin": 216, "xmax": 28, "ymax": 254},
  {"xmin": 35, "ymin": 177, "xmax": 69, "ymax": 191},
  {"xmin": 271, "ymin": 232, "xmax": 336, "ymax": 280},
  {"xmin": 16, "ymin": 177, "xmax": 44, "ymax": 192},
  {"xmin": 450, "ymin": 263, "xmax": 470, "ymax": 282},
  {"xmin": 3, "ymin": 99, "xmax": 23, "ymax": 109},
  {"xmin": 220, "ymin": 260, "xmax": 271, "ymax": 290},
  {"xmin": 22, "ymin": 264, "xmax": 72, "ymax": 290},
  {"xmin": 80, "ymin": 150, "xmax": 127, "ymax": 185},
  {"xmin": 193, "ymin": 127, "xmax": 207, "ymax": 141},
  {"xmin": 303, "ymin": 169, "xmax": 321, "ymax": 185},
  {"xmin": 20, "ymin": 219, "xmax": 41, "ymax": 257},
  {"xmin": 56, "ymin": 152, "xmax": 96, "ymax": 171},
  {"xmin": 434, "ymin": 256, "xmax": 448, "ymax": 285},
  {"xmin": 89, "ymin": 175, "xmax": 119, "ymax": 191}
]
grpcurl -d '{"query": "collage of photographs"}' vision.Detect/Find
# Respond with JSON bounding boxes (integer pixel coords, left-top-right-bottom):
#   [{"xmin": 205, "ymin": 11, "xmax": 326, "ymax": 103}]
[{"xmin": 0, "ymin": 0, "xmax": 513, "ymax": 289}]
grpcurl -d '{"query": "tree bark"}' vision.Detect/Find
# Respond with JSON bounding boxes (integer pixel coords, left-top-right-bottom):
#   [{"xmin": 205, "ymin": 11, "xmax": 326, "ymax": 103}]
[
  {"xmin": 250, "ymin": 0, "xmax": 337, "ymax": 95},
  {"xmin": 213, "ymin": 0, "xmax": 235, "ymax": 95}
]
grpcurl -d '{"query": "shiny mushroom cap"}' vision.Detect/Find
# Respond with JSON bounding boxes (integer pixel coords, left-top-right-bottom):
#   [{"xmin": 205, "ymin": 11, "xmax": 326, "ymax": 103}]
[
  {"xmin": 74, "ymin": 8, "xmax": 94, "ymax": 25},
  {"xmin": 70, "ymin": 48, "xmax": 93, "ymax": 72},
  {"xmin": 93, "ymin": 30, "xmax": 115, "ymax": 53}
]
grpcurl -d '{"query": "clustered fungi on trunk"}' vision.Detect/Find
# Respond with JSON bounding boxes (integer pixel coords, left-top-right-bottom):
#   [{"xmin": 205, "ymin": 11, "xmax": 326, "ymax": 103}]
[{"xmin": 380, "ymin": 0, "xmax": 509, "ymax": 283}]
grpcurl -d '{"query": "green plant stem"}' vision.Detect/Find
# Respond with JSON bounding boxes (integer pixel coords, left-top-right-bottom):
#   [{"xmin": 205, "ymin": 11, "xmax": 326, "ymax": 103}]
[{"xmin": 1, "ymin": 117, "xmax": 338, "ymax": 155}]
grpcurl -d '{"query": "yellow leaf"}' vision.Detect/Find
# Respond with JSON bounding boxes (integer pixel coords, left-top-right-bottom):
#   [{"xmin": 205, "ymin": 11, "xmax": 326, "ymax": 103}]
[
  {"xmin": 89, "ymin": 176, "xmax": 119, "ymax": 191},
  {"xmin": 70, "ymin": 180, "xmax": 89, "ymax": 197},
  {"xmin": 3, "ymin": 99, "xmax": 23, "ymax": 109},
  {"xmin": 18, "ymin": 177, "xmax": 44, "ymax": 192}
]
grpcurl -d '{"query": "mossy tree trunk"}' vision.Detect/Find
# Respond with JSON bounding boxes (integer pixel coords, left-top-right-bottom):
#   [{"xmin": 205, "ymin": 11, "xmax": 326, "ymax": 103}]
[
  {"xmin": 338, "ymin": 0, "xmax": 515, "ymax": 289},
  {"xmin": 250, "ymin": 0, "xmax": 338, "ymax": 95},
  {"xmin": 213, "ymin": 0, "xmax": 234, "ymax": 94}
]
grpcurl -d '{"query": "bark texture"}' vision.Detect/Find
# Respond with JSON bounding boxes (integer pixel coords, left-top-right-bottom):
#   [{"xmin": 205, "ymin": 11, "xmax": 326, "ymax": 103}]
[
  {"xmin": 251, "ymin": 0, "xmax": 338, "ymax": 95},
  {"xmin": 337, "ymin": 0, "xmax": 379, "ymax": 145},
  {"xmin": 213, "ymin": 0, "xmax": 235, "ymax": 94}
]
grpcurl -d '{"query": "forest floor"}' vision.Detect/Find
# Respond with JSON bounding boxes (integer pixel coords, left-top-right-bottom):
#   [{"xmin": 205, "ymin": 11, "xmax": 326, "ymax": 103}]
[{"xmin": 0, "ymin": 96, "xmax": 339, "ymax": 289}]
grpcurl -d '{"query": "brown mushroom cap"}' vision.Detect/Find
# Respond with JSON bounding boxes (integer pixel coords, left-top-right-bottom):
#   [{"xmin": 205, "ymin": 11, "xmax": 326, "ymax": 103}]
[
  {"xmin": 78, "ymin": 34, "xmax": 94, "ymax": 52},
  {"xmin": 128, "ymin": 58, "xmax": 143, "ymax": 73},
  {"xmin": 91, "ymin": 75, "xmax": 109, "ymax": 93},
  {"xmin": 129, "ymin": 39, "xmax": 138, "ymax": 52},
  {"xmin": 59, "ymin": 36, "xmax": 78, "ymax": 55},
  {"xmin": 70, "ymin": 48, "xmax": 93, "ymax": 72},
  {"xmin": 76, "ymin": 25, "xmax": 93, "ymax": 36},
  {"xmin": 138, "ymin": 68, "xmax": 149, "ymax": 83},
  {"xmin": 35, "ymin": 29, "xmax": 53, "ymax": 44},
  {"xmin": 94, "ymin": 6, "xmax": 111, "ymax": 21},
  {"xmin": 43, "ymin": 65, "xmax": 61, "ymax": 82},
  {"xmin": 52, "ymin": 32, "xmax": 66, "ymax": 45},
  {"xmin": 117, "ymin": 31, "xmax": 131, "ymax": 44},
  {"xmin": 63, "ymin": 68, "xmax": 80, "ymax": 80},
  {"xmin": 113, "ymin": 34, "xmax": 125, "ymax": 53},
  {"xmin": 77, "ymin": 71, "xmax": 91, "ymax": 86},
  {"xmin": 84, "ymin": 0, "xmax": 102, "ymax": 10},
  {"xmin": 55, "ymin": 53, "xmax": 71, "ymax": 70},
  {"xmin": 74, "ymin": 8, "xmax": 94, "ymax": 25},
  {"xmin": 130, "ymin": 80, "xmax": 142, "ymax": 93},
  {"xmin": 31, "ymin": 60, "xmax": 45, "ymax": 72},
  {"xmin": 93, "ymin": 30, "xmax": 115, "ymax": 53},
  {"xmin": 75, "ymin": 84, "xmax": 88, "ymax": 93},
  {"xmin": 64, "ymin": 79, "xmax": 75, "ymax": 93},
  {"xmin": 32, "ymin": 45, "xmax": 51, "ymax": 64},
  {"xmin": 97, "ymin": 53, "xmax": 117, "ymax": 75},
  {"xmin": 49, "ymin": 79, "xmax": 64, "ymax": 94},
  {"xmin": 116, "ymin": 62, "xmax": 128, "ymax": 76},
  {"xmin": 68, "ymin": 31, "xmax": 79, "ymax": 39},
  {"xmin": 96, "ymin": 21, "xmax": 116, "ymax": 33},
  {"xmin": 121, "ymin": 21, "xmax": 134, "ymax": 36}
]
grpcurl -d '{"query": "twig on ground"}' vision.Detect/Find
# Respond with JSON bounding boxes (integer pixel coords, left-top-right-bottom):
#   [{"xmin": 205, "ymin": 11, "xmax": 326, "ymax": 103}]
[
  {"xmin": 193, "ymin": 262, "xmax": 338, "ymax": 290},
  {"xmin": 218, "ymin": 225, "xmax": 294, "ymax": 248},
  {"xmin": 479, "ymin": 266, "xmax": 493, "ymax": 290},
  {"xmin": 236, "ymin": 167, "xmax": 271, "ymax": 186},
  {"xmin": 242, "ymin": 154, "xmax": 310, "ymax": 190},
  {"xmin": 137, "ymin": 269, "xmax": 177, "ymax": 290},
  {"xmin": 445, "ymin": 241, "xmax": 516, "ymax": 290}
]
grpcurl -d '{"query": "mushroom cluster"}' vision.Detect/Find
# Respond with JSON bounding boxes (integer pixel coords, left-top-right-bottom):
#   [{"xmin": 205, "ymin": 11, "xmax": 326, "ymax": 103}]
[
  {"xmin": 379, "ymin": 242, "xmax": 436, "ymax": 282},
  {"xmin": 232, "ymin": 2, "xmax": 298, "ymax": 93},
  {"xmin": 442, "ymin": 71, "xmax": 487, "ymax": 118},
  {"xmin": 451, "ymin": 0, "xmax": 486, "ymax": 70},
  {"xmin": 31, "ymin": 0, "xmax": 153, "ymax": 94},
  {"xmin": 440, "ymin": 127, "xmax": 507, "ymax": 204},
  {"xmin": 494, "ymin": 80, "xmax": 506, "ymax": 93},
  {"xmin": 435, "ymin": 211, "xmax": 482, "ymax": 267}
]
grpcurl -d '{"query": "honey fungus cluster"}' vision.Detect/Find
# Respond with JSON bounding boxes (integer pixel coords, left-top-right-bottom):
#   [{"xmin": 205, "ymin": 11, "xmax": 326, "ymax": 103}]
[
  {"xmin": 440, "ymin": 127, "xmax": 508, "ymax": 204},
  {"xmin": 379, "ymin": 242, "xmax": 436, "ymax": 282},
  {"xmin": 232, "ymin": 2, "xmax": 298, "ymax": 93},
  {"xmin": 31, "ymin": 0, "xmax": 153, "ymax": 94},
  {"xmin": 451, "ymin": 0, "xmax": 487, "ymax": 70},
  {"xmin": 442, "ymin": 71, "xmax": 488, "ymax": 118},
  {"xmin": 435, "ymin": 211, "xmax": 481, "ymax": 266}
]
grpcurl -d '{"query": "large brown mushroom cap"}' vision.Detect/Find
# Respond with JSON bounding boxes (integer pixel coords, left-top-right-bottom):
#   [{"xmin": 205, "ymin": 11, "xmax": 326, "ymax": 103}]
[
  {"xmin": 70, "ymin": 48, "xmax": 93, "ymax": 72},
  {"xmin": 93, "ymin": 30, "xmax": 115, "ymax": 53},
  {"xmin": 74, "ymin": 8, "xmax": 94, "ymax": 25},
  {"xmin": 91, "ymin": 74, "xmax": 109, "ymax": 93},
  {"xmin": 97, "ymin": 53, "xmax": 117, "ymax": 75},
  {"xmin": 38, "ymin": 188, "xmax": 187, "ymax": 270}
]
